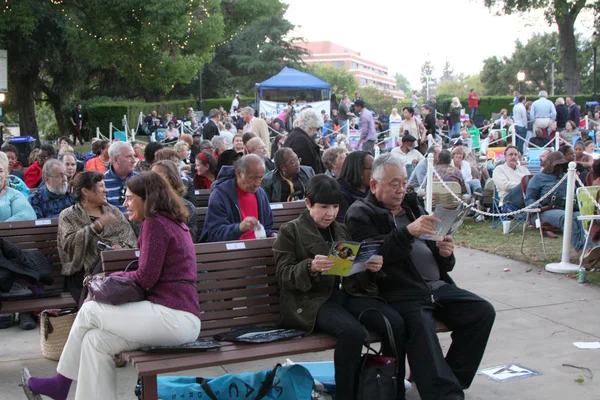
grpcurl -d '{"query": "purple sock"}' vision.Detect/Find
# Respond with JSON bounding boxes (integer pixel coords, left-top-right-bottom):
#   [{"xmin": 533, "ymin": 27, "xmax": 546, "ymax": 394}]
[{"xmin": 28, "ymin": 373, "xmax": 72, "ymax": 400}]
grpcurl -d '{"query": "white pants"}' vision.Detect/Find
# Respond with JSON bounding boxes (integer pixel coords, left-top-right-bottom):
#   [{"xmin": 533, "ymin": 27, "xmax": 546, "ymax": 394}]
[
  {"xmin": 533, "ymin": 117, "xmax": 552, "ymax": 131},
  {"xmin": 57, "ymin": 301, "xmax": 201, "ymax": 400}
]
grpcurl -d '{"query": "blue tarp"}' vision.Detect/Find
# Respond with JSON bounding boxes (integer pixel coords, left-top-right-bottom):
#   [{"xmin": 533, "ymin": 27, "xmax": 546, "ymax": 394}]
[{"xmin": 257, "ymin": 67, "xmax": 330, "ymax": 98}]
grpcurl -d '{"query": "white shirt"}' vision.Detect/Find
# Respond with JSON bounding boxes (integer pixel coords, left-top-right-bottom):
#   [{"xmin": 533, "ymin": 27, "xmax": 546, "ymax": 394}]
[
  {"xmin": 453, "ymin": 160, "xmax": 473, "ymax": 181},
  {"xmin": 230, "ymin": 97, "xmax": 240, "ymax": 114},
  {"xmin": 391, "ymin": 147, "xmax": 424, "ymax": 165},
  {"xmin": 492, "ymin": 163, "xmax": 530, "ymax": 204}
]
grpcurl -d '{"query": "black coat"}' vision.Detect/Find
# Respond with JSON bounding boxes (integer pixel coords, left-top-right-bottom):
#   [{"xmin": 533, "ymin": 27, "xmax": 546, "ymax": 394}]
[
  {"xmin": 345, "ymin": 191, "xmax": 456, "ymax": 303},
  {"xmin": 0, "ymin": 239, "xmax": 53, "ymax": 292},
  {"xmin": 556, "ymin": 104, "xmax": 569, "ymax": 129},
  {"xmin": 203, "ymin": 120, "xmax": 220, "ymax": 142},
  {"xmin": 283, "ymin": 128, "xmax": 325, "ymax": 175}
]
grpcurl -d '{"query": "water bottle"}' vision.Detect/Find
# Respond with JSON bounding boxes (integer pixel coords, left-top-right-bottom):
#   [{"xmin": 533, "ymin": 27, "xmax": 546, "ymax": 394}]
[{"xmin": 578, "ymin": 266, "xmax": 587, "ymax": 284}]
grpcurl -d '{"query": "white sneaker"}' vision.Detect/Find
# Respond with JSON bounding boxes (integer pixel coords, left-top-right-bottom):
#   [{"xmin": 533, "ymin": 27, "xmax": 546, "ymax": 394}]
[{"xmin": 475, "ymin": 215, "xmax": 485, "ymax": 223}]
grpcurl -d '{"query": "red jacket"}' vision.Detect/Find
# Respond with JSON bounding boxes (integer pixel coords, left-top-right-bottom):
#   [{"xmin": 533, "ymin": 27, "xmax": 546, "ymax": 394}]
[
  {"xmin": 468, "ymin": 93, "xmax": 479, "ymax": 108},
  {"xmin": 23, "ymin": 161, "xmax": 43, "ymax": 188}
]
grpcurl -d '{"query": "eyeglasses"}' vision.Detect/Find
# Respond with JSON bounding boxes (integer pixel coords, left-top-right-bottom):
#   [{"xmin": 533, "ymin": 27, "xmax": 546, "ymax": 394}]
[
  {"xmin": 47, "ymin": 173, "xmax": 68, "ymax": 179},
  {"xmin": 119, "ymin": 184, "xmax": 127, "ymax": 204}
]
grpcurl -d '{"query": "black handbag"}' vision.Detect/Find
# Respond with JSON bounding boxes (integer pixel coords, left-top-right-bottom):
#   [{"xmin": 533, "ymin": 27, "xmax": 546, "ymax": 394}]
[{"xmin": 356, "ymin": 308, "xmax": 399, "ymax": 400}]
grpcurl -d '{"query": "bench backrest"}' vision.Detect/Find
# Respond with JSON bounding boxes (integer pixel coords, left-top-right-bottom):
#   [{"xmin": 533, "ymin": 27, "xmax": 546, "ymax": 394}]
[
  {"xmin": 101, "ymin": 238, "xmax": 279, "ymax": 338},
  {"xmin": 194, "ymin": 189, "xmax": 211, "ymax": 207},
  {"xmin": 194, "ymin": 201, "xmax": 306, "ymax": 233},
  {"xmin": 0, "ymin": 219, "xmax": 64, "ymax": 291}
]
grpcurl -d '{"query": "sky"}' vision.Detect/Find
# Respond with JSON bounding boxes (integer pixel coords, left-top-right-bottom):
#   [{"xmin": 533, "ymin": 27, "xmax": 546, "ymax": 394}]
[{"xmin": 284, "ymin": 0, "xmax": 596, "ymax": 90}]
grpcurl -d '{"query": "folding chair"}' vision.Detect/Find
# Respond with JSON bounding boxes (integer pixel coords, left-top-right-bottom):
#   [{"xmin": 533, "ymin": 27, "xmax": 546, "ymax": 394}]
[
  {"xmin": 576, "ymin": 186, "xmax": 600, "ymax": 267},
  {"xmin": 519, "ymin": 175, "xmax": 547, "ymax": 257},
  {"xmin": 431, "ymin": 182, "xmax": 463, "ymax": 210}
]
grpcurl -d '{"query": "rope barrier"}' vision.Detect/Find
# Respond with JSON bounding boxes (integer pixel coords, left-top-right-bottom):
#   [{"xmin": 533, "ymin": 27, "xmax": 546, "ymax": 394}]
[{"xmin": 575, "ymin": 174, "xmax": 600, "ymax": 210}]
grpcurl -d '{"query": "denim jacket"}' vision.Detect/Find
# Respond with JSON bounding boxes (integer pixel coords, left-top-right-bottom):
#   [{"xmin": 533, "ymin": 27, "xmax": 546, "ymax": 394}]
[{"xmin": 525, "ymin": 172, "xmax": 568, "ymax": 207}]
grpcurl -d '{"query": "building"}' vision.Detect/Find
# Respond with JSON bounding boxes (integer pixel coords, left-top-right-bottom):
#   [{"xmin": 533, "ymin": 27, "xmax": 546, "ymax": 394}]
[{"xmin": 295, "ymin": 41, "xmax": 404, "ymax": 99}]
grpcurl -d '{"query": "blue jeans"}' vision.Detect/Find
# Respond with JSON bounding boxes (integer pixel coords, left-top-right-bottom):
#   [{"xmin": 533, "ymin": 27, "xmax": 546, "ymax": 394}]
[
  {"xmin": 469, "ymin": 108, "xmax": 478, "ymax": 120},
  {"xmin": 339, "ymin": 119, "xmax": 349, "ymax": 135},
  {"xmin": 515, "ymin": 125, "xmax": 527, "ymax": 154},
  {"xmin": 449, "ymin": 122, "xmax": 462, "ymax": 138},
  {"xmin": 540, "ymin": 210, "xmax": 586, "ymax": 251},
  {"xmin": 466, "ymin": 179, "xmax": 482, "ymax": 196}
]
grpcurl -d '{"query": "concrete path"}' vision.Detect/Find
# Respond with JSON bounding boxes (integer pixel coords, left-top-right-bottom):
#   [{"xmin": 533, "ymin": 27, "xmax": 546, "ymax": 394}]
[{"xmin": 1, "ymin": 247, "xmax": 600, "ymax": 399}]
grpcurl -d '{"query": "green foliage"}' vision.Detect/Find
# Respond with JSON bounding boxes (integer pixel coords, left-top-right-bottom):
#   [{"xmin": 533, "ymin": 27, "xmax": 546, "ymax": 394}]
[
  {"xmin": 394, "ymin": 73, "xmax": 411, "ymax": 93},
  {"xmin": 36, "ymin": 103, "xmax": 60, "ymax": 140},
  {"xmin": 437, "ymin": 75, "xmax": 486, "ymax": 97},
  {"xmin": 200, "ymin": 97, "xmax": 253, "ymax": 115},
  {"xmin": 419, "ymin": 60, "xmax": 437, "ymax": 98},
  {"xmin": 307, "ymin": 65, "xmax": 358, "ymax": 96}
]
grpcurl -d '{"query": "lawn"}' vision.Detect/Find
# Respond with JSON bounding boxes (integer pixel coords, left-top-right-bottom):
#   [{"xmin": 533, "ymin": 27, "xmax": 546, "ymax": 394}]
[{"xmin": 456, "ymin": 218, "xmax": 600, "ymax": 286}]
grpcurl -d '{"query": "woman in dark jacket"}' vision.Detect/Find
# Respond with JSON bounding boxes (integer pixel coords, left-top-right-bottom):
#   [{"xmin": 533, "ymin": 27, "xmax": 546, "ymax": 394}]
[
  {"xmin": 283, "ymin": 108, "xmax": 326, "ymax": 174},
  {"xmin": 336, "ymin": 151, "xmax": 374, "ymax": 222},
  {"xmin": 273, "ymin": 175, "xmax": 406, "ymax": 400}
]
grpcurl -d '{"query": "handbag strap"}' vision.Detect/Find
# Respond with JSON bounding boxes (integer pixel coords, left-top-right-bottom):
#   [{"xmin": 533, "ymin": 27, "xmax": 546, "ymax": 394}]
[
  {"xmin": 255, "ymin": 363, "xmax": 281, "ymax": 400},
  {"xmin": 357, "ymin": 308, "xmax": 400, "ymax": 367},
  {"xmin": 124, "ymin": 259, "xmax": 138, "ymax": 273},
  {"xmin": 196, "ymin": 377, "xmax": 219, "ymax": 400}
]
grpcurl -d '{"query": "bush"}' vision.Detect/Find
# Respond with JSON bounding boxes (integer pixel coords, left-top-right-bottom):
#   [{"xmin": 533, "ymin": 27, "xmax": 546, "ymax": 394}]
[{"xmin": 200, "ymin": 97, "xmax": 254, "ymax": 115}]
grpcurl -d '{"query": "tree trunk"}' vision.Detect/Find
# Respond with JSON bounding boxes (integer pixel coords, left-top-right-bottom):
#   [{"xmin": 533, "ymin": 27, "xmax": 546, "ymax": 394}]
[
  {"xmin": 43, "ymin": 88, "xmax": 69, "ymax": 137},
  {"xmin": 11, "ymin": 68, "xmax": 40, "ymax": 141},
  {"xmin": 142, "ymin": 91, "xmax": 161, "ymax": 102},
  {"xmin": 555, "ymin": 8, "xmax": 581, "ymax": 94}
]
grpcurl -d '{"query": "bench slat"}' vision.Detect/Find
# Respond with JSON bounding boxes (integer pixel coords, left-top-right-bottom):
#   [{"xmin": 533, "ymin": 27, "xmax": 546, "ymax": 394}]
[
  {"xmin": 198, "ymin": 267, "xmax": 275, "ymax": 281},
  {"xmin": 201, "ymin": 297, "xmax": 279, "ymax": 311},
  {"xmin": 0, "ymin": 293, "xmax": 76, "ymax": 314},
  {"xmin": 201, "ymin": 314, "xmax": 278, "ymax": 331},
  {"xmin": 201, "ymin": 305, "xmax": 280, "ymax": 321},
  {"xmin": 198, "ymin": 276, "xmax": 276, "ymax": 291},
  {"xmin": 197, "ymin": 257, "xmax": 275, "ymax": 272},
  {"xmin": 197, "ymin": 286, "xmax": 278, "ymax": 302}
]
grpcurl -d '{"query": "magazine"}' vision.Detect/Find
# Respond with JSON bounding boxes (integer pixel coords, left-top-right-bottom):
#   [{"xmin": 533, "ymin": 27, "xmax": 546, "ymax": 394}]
[
  {"xmin": 322, "ymin": 241, "xmax": 383, "ymax": 277},
  {"xmin": 419, "ymin": 205, "xmax": 471, "ymax": 241}
]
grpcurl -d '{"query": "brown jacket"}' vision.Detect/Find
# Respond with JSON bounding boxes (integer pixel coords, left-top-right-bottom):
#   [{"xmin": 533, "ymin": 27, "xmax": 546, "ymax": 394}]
[
  {"xmin": 273, "ymin": 209, "xmax": 379, "ymax": 334},
  {"xmin": 57, "ymin": 203, "xmax": 137, "ymax": 276}
]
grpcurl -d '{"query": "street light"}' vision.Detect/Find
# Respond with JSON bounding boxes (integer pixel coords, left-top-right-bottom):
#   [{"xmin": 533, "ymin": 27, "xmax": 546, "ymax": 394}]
[
  {"xmin": 0, "ymin": 92, "xmax": 4, "ymax": 148},
  {"xmin": 517, "ymin": 71, "xmax": 526, "ymax": 93},
  {"xmin": 593, "ymin": 31, "xmax": 598, "ymax": 102},
  {"xmin": 0, "ymin": 93, "xmax": 4, "ymax": 102}
]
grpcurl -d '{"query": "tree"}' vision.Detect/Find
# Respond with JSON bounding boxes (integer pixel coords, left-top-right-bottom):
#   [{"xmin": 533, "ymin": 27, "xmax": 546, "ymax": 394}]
[
  {"xmin": 308, "ymin": 65, "xmax": 358, "ymax": 95},
  {"xmin": 420, "ymin": 60, "xmax": 437, "ymax": 99},
  {"xmin": 440, "ymin": 61, "xmax": 455, "ymax": 83},
  {"xmin": 483, "ymin": 0, "xmax": 592, "ymax": 94},
  {"xmin": 481, "ymin": 56, "xmax": 516, "ymax": 95},
  {"xmin": 437, "ymin": 74, "xmax": 486, "ymax": 97},
  {"xmin": 359, "ymin": 86, "xmax": 395, "ymax": 113},
  {"xmin": 394, "ymin": 73, "xmax": 411, "ymax": 93},
  {"xmin": 0, "ymin": 0, "xmax": 225, "ymax": 139}
]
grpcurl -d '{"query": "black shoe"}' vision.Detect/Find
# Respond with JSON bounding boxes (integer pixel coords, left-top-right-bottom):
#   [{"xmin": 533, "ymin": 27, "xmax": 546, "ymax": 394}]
[
  {"xmin": 19, "ymin": 312, "xmax": 36, "ymax": 330},
  {"xmin": 0, "ymin": 313, "xmax": 15, "ymax": 329}
]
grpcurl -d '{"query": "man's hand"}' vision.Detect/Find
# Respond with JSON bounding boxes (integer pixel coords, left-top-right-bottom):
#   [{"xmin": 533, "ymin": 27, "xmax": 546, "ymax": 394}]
[
  {"xmin": 406, "ymin": 215, "xmax": 439, "ymax": 237},
  {"xmin": 437, "ymin": 236, "xmax": 454, "ymax": 258},
  {"xmin": 365, "ymin": 255, "xmax": 383, "ymax": 272},
  {"xmin": 239, "ymin": 217, "xmax": 260, "ymax": 233}
]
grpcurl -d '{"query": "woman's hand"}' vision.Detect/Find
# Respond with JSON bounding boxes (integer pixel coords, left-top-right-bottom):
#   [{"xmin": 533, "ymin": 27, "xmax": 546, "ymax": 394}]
[
  {"xmin": 97, "ymin": 213, "xmax": 118, "ymax": 228},
  {"xmin": 365, "ymin": 255, "xmax": 383, "ymax": 272},
  {"xmin": 311, "ymin": 255, "xmax": 334, "ymax": 273}
]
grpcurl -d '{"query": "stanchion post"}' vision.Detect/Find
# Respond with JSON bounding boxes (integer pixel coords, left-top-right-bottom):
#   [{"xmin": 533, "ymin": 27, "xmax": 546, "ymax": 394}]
[
  {"xmin": 96, "ymin": 127, "xmax": 100, "ymax": 140},
  {"xmin": 425, "ymin": 153, "xmax": 434, "ymax": 214},
  {"xmin": 109, "ymin": 122, "xmax": 113, "ymax": 142},
  {"xmin": 554, "ymin": 132, "xmax": 560, "ymax": 151},
  {"xmin": 511, "ymin": 128, "xmax": 516, "ymax": 147},
  {"xmin": 546, "ymin": 161, "xmax": 579, "ymax": 273}
]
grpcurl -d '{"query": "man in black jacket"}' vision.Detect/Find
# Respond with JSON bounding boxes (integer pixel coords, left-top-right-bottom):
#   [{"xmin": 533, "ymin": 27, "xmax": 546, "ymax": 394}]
[
  {"xmin": 203, "ymin": 108, "xmax": 221, "ymax": 142},
  {"xmin": 345, "ymin": 153, "xmax": 495, "ymax": 400}
]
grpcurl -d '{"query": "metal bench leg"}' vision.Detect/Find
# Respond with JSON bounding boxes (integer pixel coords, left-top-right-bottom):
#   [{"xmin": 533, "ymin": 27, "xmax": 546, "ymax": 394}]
[
  {"xmin": 537, "ymin": 212, "xmax": 547, "ymax": 259},
  {"xmin": 141, "ymin": 376, "xmax": 158, "ymax": 400},
  {"xmin": 520, "ymin": 215, "xmax": 527, "ymax": 255}
]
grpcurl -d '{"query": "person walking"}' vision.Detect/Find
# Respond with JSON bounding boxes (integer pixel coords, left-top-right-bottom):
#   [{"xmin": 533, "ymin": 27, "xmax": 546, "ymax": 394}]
[
  {"xmin": 70, "ymin": 103, "xmax": 85, "ymax": 146},
  {"xmin": 353, "ymin": 100, "xmax": 377, "ymax": 155}
]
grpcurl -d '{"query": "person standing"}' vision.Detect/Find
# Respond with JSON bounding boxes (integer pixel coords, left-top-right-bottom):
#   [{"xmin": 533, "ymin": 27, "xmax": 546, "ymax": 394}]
[
  {"xmin": 411, "ymin": 90, "xmax": 420, "ymax": 109},
  {"xmin": 241, "ymin": 107, "xmax": 271, "ymax": 156},
  {"xmin": 203, "ymin": 109, "xmax": 221, "ymax": 142},
  {"xmin": 283, "ymin": 109, "xmax": 325, "ymax": 174},
  {"xmin": 531, "ymin": 91, "xmax": 556, "ymax": 132},
  {"xmin": 353, "ymin": 100, "xmax": 376, "ymax": 155},
  {"xmin": 448, "ymin": 97, "xmax": 463, "ymax": 138},
  {"xmin": 378, "ymin": 109, "xmax": 390, "ymax": 132},
  {"xmin": 468, "ymin": 89, "xmax": 480, "ymax": 121},
  {"xmin": 512, "ymin": 95, "xmax": 528, "ymax": 153},
  {"xmin": 337, "ymin": 95, "xmax": 354, "ymax": 136},
  {"xmin": 566, "ymin": 96, "xmax": 580, "ymax": 126},
  {"xmin": 555, "ymin": 98, "xmax": 568, "ymax": 131},
  {"xmin": 69, "ymin": 103, "xmax": 85, "ymax": 146},
  {"xmin": 230, "ymin": 91, "xmax": 240, "ymax": 115}
]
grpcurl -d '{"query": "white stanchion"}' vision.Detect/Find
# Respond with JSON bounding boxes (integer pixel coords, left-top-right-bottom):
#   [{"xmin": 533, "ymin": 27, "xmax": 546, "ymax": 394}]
[
  {"xmin": 511, "ymin": 128, "xmax": 516, "ymax": 147},
  {"xmin": 554, "ymin": 132, "xmax": 560, "ymax": 151},
  {"xmin": 109, "ymin": 122, "xmax": 113, "ymax": 142},
  {"xmin": 95, "ymin": 127, "xmax": 100, "ymax": 140},
  {"xmin": 425, "ymin": 153, "xmax": 434, "ymax": 214},
  {"xmin": 545, "ymin": 161, "xmax": 579, "ymax": 273}
]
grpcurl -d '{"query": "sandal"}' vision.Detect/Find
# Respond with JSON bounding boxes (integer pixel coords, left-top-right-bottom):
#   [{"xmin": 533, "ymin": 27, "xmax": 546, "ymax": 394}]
[{"xmin": 20, "ymin": 368, "xmax": 42, "ymax": 400}]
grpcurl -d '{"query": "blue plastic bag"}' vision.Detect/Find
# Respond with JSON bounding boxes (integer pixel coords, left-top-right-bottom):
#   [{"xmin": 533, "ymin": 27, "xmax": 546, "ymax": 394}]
[{"xmin": 155, "ymin": 364, "xmax": 313, "ymax": 400}]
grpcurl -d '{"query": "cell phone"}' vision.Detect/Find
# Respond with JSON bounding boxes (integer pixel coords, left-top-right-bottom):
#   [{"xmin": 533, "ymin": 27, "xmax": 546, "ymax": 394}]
[{"xmin": 97, "ymin": 241, "xmax": 112, "ymax": 251}]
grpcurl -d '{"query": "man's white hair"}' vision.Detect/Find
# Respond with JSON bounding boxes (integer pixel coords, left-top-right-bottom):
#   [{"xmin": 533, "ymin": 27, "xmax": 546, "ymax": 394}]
[
  {"xmin": 539, "ymin": 90, "xmax": 548, "ymax": 98},
  {"xmin": 108, "ymin": 141, "xmax": 133, "ymax": 159},
  {"xmin": 372, "ymin": 153, "xmax": 406, "ymax": 182}
]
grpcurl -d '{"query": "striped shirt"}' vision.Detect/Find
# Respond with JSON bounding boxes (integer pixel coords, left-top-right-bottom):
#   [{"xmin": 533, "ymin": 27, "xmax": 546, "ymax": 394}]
[{"xmin": 104, "ymin": 166, "xmax": 138, "ymax": 211}]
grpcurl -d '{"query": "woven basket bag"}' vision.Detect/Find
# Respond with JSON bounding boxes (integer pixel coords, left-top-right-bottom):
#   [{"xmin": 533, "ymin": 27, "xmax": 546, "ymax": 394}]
[{"xmin": 40, "ymin": 309, "xmax": 77, "ymax": 361}]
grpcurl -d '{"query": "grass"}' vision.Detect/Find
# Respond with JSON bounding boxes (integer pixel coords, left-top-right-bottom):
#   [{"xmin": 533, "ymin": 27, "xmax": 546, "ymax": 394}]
[{"xmin": 456, "ymin": 218, "xmax": 600, "ymax": 286}]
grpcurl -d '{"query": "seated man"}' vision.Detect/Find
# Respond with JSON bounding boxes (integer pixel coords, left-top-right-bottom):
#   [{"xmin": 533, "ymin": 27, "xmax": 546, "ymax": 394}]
[
  {"xmin": 525, "ymin": 151, "xmax": 587, "ymax": 253},
  {"xmin": 345, "ymin": 153, "xmax": 495, "ymax": 400},
  {"xmin": 434, "ymin": 150, "xmax": 467, "ymax": 194},
  {"xmin": 391, "ymin": 134, "xmax": 424, "ymax": 177},
  {"xmin": 246, "ymin": 137, "xmax": 275, "ymax": 172},
  {"xmin": 103, "ymin": 141, "xmax": 138, "ymax": 212},
  {"xmin": 492, "ymin": 145, "xmax": 530, "ymax": 210},
  {"xmin": 261, "ymin": 148, "xmax": 315, "ymax": 203},
  {"xmin": 200, "ymin": 154, "xmax": 276, "ymax": 243},
  {"xmin": 24, "ymin": 144, "xmax": 55, "ymax": 188},
  {"xmin": 408, "ymin": 144, "xmax": 441, "ymax": 189},
  {"xmin": 28, "ymin": 159, "xmax": 74, "ymax": 219}
]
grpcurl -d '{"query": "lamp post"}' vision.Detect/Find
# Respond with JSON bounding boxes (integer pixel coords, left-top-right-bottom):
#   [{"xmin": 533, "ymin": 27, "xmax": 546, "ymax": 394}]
[
  {"xmin": 0, "ymin": 93, "xmax": 5, "ymax": 148},
  {"xmin": 517, "ymin": 71, "xmax": 525, "ymax": 93},
  {"xmin": 593, "ymin": 31, "xmax": 598, "ymax": 102}
]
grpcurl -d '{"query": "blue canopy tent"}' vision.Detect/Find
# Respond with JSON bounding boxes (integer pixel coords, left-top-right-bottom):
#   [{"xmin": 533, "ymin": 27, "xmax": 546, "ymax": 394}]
[{"xmin": 256, "ymin": 67, "xmax": 330, "ymax": 101}]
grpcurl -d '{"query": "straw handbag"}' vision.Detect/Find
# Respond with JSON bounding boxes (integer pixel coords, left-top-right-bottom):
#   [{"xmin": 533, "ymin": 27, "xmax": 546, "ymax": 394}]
[{"xmin": 40, "ymin": 309, "xmax": 77, "ymax": 361}]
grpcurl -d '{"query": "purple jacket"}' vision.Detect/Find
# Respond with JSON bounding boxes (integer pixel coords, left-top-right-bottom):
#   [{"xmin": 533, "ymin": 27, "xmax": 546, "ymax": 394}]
[
  {"xmin": 112, "ymin": 215, "xmax": 200, "ymax": 317},
  {"xmin": 359, "ymin": 108, "xmax": 377, "ymax": 141}
]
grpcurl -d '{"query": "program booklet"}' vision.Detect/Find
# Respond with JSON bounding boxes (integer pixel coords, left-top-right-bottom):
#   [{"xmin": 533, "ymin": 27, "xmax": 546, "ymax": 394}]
[
  {"xmin": 323, "ymin": 241, "xmax": 383, "ymax": 277},
  {"xmin": 419, "ymin": 205, "xmax": 471, "ymax": 241}
]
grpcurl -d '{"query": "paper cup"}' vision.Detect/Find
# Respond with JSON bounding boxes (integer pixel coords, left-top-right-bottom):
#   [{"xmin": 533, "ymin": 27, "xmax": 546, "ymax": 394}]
[{"xmin": 502, "ymin": 220, "xmax": 511, "ymax": 234}]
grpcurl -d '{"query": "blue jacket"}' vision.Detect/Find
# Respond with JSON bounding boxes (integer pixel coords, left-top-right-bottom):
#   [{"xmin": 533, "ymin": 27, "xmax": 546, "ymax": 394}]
[
  {"xmin": 200, "ymin": 166, "xmax": 275, "ymax": 243},
  {"xmin": 525, "ymin": 171, "xmax": 568, "ymax": 207}
]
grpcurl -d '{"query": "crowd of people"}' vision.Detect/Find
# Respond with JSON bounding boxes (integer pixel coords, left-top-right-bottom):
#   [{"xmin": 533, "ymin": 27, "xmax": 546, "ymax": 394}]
[{"xmin": 1, "ymin": 91, "xmax": 599, "ymax": 400}]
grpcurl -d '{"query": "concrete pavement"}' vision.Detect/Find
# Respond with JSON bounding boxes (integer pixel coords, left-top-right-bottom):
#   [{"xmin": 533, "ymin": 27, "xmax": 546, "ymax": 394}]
[{"xmin": 1, "ymin": 247, "xmax": 600, "ymax": 399}]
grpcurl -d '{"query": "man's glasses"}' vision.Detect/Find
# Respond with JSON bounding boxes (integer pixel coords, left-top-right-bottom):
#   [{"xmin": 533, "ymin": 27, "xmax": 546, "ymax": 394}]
[{"xmin": 119, "ymin": 185, "xmax": 127, "ymax": 204}]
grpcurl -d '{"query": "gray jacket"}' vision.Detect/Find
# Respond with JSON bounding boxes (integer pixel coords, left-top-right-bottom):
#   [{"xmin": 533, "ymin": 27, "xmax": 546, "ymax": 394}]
[{"xmin": 261, "ymin": 166, "xmax": 315, "ymax": 203}]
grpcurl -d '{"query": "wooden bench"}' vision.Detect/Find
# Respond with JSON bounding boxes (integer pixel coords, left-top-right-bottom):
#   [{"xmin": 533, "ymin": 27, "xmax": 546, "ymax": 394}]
[
  {"xmin": 195, "ymin": 200, "xmax": 307, "ymax": 234},
  {"xmin": 194, "ymin": 189, "xmax": 211, "ymax": 207},
  {"xmin": 0, "ymin": 219, "xmax": 76, "ymax": 313},
  {"xmin": 101, "ymin": 238, "xmax": 448, "ymax": 400}
]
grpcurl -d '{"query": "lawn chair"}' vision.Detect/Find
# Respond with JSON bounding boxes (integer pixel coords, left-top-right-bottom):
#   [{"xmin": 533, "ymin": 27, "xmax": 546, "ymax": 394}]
[
  {"xmin": 586, "ymin": 170, "xmax": 597, "ymax": 186},
  {"xmin": 431, "ymin": 181, "xmax": 463, "ymax": 210},
  {"xmin": 519, "ymin": 175, "xmax": 547, "ymax": 258},
  {"xmin": 576, "ymin": 185, "xmax": 600, "ymax": 267}
]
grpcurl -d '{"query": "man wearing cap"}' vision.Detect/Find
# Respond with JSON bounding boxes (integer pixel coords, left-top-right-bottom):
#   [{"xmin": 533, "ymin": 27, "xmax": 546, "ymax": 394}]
[
  {"xmin": 391, "ymin": 135, "xmax": 424, "ymax": 177},
  {"xmin": 230, "ymin": 92, "xmax": 240, "ymax": 115},
  {"xmin": 203, "ymin": 109, "xmax": 221, "ymax": 142},
  {"xmin": 525, "ymin": 151, "xmax": 588, "ymax": 253},
  {"xmin": 353, "ymin": 99, "xmax": 377, "ymax": 155}
]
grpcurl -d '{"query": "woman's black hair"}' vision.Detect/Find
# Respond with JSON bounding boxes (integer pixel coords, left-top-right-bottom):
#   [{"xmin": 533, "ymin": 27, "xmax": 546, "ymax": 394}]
[
  {"xmin": 337, "ymin": 151, "xmax": 370, "ymax": 190},
  {"xmin": 72, "ymin": 171, "xmax": 104, "ymax": 202},
  {"xmin": 305, "ymin": 174, "xmax": 342, "ymax": 206},
  {"xmin": 593, "ymin": 159, "xmax": 600, "ymax": 178},
  {"xmin": 288, "ymin": 98, "xmax": 296, "ymax": 105},
  {"xmin": 402, "ymin": 106, "xmax": 415, "ymax": 116},
  {"xmin": 144, "ymin": 142, "xmax": 164, "ymax": 164},
  {"xmin": 558, "ymin": 144, "xmax": 573, "ymax": 155}
]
